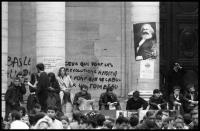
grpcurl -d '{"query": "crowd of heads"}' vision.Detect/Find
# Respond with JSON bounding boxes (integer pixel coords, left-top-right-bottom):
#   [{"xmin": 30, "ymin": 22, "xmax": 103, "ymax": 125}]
[{"xmin": 2, "ymin": 63, "xmax": 198, "ymax": 129}]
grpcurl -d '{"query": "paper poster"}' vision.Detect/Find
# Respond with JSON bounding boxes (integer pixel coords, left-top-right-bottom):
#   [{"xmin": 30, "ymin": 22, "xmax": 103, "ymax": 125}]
[
  {"xmin": 140, "ymin": 60, "xmax": 154, "ymax": 79},
  {"xmin": 43, "ymin": 57, "xmax": 64, "ymax": 73},
  {"xmin": 133, "ymin": 22, "xmax": 157, "ymax": 61}
]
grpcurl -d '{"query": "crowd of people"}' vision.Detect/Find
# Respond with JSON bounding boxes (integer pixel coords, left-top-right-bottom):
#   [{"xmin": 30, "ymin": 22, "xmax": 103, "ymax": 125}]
[{"xmin": 2, "ymin": 63, "xmax": 198, "ymax": 129}]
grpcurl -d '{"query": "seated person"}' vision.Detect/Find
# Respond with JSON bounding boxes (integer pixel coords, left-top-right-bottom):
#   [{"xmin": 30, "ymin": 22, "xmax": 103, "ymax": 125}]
[
  {"xmin": 73, "ymin": 85, "xmax": 94, "ymax": 110},
  {"xmin": 169, "ymin": 85, "xmax": 184, "ymax": 113},
  {"xmin": 126, "ymin": 91, "xmax": 148, "ymax": 110},
  {"xmin": 149, "ymin": 89, "xmax": 167, "ymax": 110},
  {"xmin": 183, "ymin": 84, "xmax": 198, "ymax": 113},
  {"xmin": 99, "ymin": 87, "xmax": 121, "ymax": 110}
]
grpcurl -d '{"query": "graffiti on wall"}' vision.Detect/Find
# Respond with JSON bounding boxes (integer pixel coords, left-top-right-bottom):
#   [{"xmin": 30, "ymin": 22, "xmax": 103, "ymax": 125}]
[
  {"xmin": 65, "ymin": 61, "xmax": 121, "ymax": 90},
  {"xmin": 7, "ymin": 56, "xmax": 32, "ymax": 83}
]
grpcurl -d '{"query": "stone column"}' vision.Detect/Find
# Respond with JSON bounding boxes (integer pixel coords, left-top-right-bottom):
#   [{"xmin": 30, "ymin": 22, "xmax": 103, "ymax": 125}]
[
  {"xmin": 36, "ymin": 2, "xmax": 65, "ymax": 74},
  {"xmin": 129, "ymin": 2, "xmax": 160, "ymax": 101},
  {"xmin": 2, "ymin": 2, "xmax": 8, "ymax": 118}
]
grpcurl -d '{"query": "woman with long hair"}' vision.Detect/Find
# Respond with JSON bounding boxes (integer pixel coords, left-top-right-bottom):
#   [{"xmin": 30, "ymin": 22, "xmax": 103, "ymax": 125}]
[
  {"xmin": 46, "ymin": 72, "xmax": 62, "ymax": 112},
  {"xmin": 57, "ymin": 67, "xmax": 74, "ymax": 116},
  {"xmin": 27, "ymin": 73, "xmax": 39, "ymax": 114}
]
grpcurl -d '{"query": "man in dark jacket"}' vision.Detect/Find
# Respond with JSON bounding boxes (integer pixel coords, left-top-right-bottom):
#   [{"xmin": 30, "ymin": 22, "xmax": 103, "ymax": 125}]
[
  {"xmin": 5, "ymin": 77, "xmax": 25, "ymax": 121},
  {"xmin": 149, "ymin": 89, "xmax": 167, "ymax": 110},
  {"xmin": 73, "ymin": 85, "xmax": 94, "ymax": 110},
  {"xmin": 126, "ymin": 91, "xmax": 148, "ymax": 110},
  {"xmin": 166, "ymin": 62, "xmax": 186, "ymax": 97},
  {"xmin": 169, "ymin": 85, "xmax": 185, "ymax": 114},
  {"xmin": 36, "ymin": 63, "xmax": 49, "ymax": 112},
  {"xmin": 99, "ymin": 87, "xmax": 121, "ymax": 110},
  {"xmin": 183, "ymin": 84, "xmax": 198, "ymax": 113},
  {"xmin": 16, "ymin": 72, "xmax": 27, "ymax": 104}
]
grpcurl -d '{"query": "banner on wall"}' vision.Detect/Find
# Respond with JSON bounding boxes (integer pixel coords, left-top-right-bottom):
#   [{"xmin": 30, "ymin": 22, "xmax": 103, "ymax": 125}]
[
  {"xmin": 133, "ymin": 22, "xmax": 157, "ymax": 61},
  {"xmin": 43, "ymin": 57, "xmax": 64, "ymax": 73},
  {"xmin": 140, "ymin": 60, "xmax": 154, "ymax": 79}
]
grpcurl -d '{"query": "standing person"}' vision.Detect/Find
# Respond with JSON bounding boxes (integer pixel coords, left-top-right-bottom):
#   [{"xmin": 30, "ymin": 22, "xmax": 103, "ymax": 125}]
[
  {"xmin": 57, "ymin": 67, "xmax": 74, "ymax": 114},
  {"xmin": 36, "ymin": 63, "xmax": 49, "ymax": 112},
  {"xmin": 27, "ymin": 73, "xmax": 39, "ymax": 114},
  {"xmin": 126, "ymin": 91, "xmax": 148, "ymax": 110},
  {"xmin": 16, "ymin": 72, "xmax": 27, "ymax": 105},
  {"xmin": 73, "ymin": 85, "xmax": 94, "ymax": 111},
  {"xmin": 149, "ymin": 89, "xmax": 167, "ymax": 110},
  {"xmin": 166, "ymin": 61, "xmax": 185, "ymax": 98},
  {"xmin": 99, "ymin": 87, "xmax": 121, "ymax": 110},
  {"xmin": 47, "ymin": 72, "xmax": 62, "ymax": 112},
  {"xmin": 5, "ymin": 77, "xmax": 25, "ymax": 121},
  {"xmin": 23, "ymin": 69, "xmax": 30, "ymax": 83}
]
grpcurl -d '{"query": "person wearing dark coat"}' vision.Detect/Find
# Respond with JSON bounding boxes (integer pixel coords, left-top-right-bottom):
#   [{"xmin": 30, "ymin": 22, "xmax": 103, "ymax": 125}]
[
  {"xmin": 126, "ymin": 91, "xmax": 148, "ymax": 110},
  {"xmin": 166, "ymin": 62, "xmax": 186, "ymax": 97},
  {"xmin": 73, "ymin": 85, "xmax": 94, "ymax": 111},
  {"xmin": 149, "ymin": 89, "xmax": 167, "ymax": 110},
  {"xmin": 5, "ymin": 77, "xmax": 24, "ymax": 121},
  {"xmin": 36, "ymin": 63, "xmax": 49, "ymax": 112},
  {"xmin": 16, "ymin": 72, "xmax": 27, "ymax": 104},
  {"xmin": 169, "ymin": 85, "xmax": 185, "ymax": 114},
  {"xmin": 27, "ymin": 73, "xmax": 39, "ymax": 114},
  {"xmin": 183, "ymin": 84, "xmax": 198, "ymax": 113},
  {"xmin": 46, "ymin": 72, "xmax": 62, "ymax": 112},
  {"xmin": 99, "ymin": 87, "xmax": 121, "ymax": 110}
]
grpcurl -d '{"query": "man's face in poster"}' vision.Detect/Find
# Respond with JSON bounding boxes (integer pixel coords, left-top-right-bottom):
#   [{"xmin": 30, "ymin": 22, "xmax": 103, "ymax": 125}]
[
  {"xmin": 141, "ymin": 24, "xmax": 154, "ymax": 40},
  {"xmin": 134, "ymin": 22, "xmax": 157, "ymax": 61}
]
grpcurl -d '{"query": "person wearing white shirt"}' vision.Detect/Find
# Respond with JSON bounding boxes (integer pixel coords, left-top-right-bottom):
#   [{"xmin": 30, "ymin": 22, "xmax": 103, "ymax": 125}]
[
  {"xmin": 9, "ymin": 110, "xmax": 29, "ymax": 129},
  {"xmin": 57, "ymin": 67, "xmax": 75, "ymax": 114}
]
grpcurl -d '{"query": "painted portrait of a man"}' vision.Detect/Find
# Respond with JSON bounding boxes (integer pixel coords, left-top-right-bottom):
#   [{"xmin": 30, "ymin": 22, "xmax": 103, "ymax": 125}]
[{"xmin": 134, "ymin": 22, "xmax": 157, "ymax": 61}]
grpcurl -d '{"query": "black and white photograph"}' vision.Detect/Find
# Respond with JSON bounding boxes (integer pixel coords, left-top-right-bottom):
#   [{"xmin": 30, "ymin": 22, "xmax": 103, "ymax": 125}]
[
  {"xmin": 134, "ymin": 22, "xmax": 157, "ymax": 61},
  {"xmin": 1, "ymin": 1, "xmax": 198, "ymax": 129}
]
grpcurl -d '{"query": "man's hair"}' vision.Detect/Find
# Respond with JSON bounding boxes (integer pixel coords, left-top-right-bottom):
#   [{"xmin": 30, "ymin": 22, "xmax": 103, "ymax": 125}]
[
  {"xmin": 106, "ymin": 87, "xmax": 113, "ymax": 92},
  {"xmin": 14, "ymin": 77, "xmax": 20, "ymax": 81},
  {"xmin": 80, "ymin": 84, "xmax": 88, "ymax": 90},
  {"xmin": 36, "ymin": 63, "xmax": 45, "ymax": 71},
  {"xmin": 133, "ymin": 91, "xmax": 140, "ymax": 98},
  {"xmin": 16, "ymin": 71, "xmax": 23, "ymax": 77},
  {"xmin": 153, "ymin": 89, "xmax": 160, "ymax": 94},
  {"xmin": 58, "ymin": 67, "xmax": 67, "ymax": 77},
  {"xmin": 34, "ymin": 103, "xmax": 41, "ymax": 109},
  {"xmin": 72, "ymin": 111, "xmax": 83, "ymax": 122},
  {"xmin": 47, "ymin": 106, "xmax": 57, "ymax": 112},
  {"xmin": 11, "ymin": 110, "xmax": 21, "ymax": 120},
  {"xmin": 146, "ymin": 110, "xmax": 155, "ymax": 118},
  {"xmin": 96, "ymin": 113, "xmax": 106, "ymax": 126},
  {"xmin": 129, "ymin": 115, "xmax": 139, "ymax": 127},
  {"xmin": 18, "ymin": 106, "xmax": 26, "ymax": 117},
  {"xmin": 29, "ymin": 112, "xmax": 46, "ymax": 125},
  {"xmin": 60, "ymin": 115, "xmax": 69, "ymax": 123},
  {"xmin": 141, "ymin": 24, "xmax": 154, "ymax": 34},
  {"xmin": 116, "ymin": 116, "xmax": 129, "ymax": 125}
]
